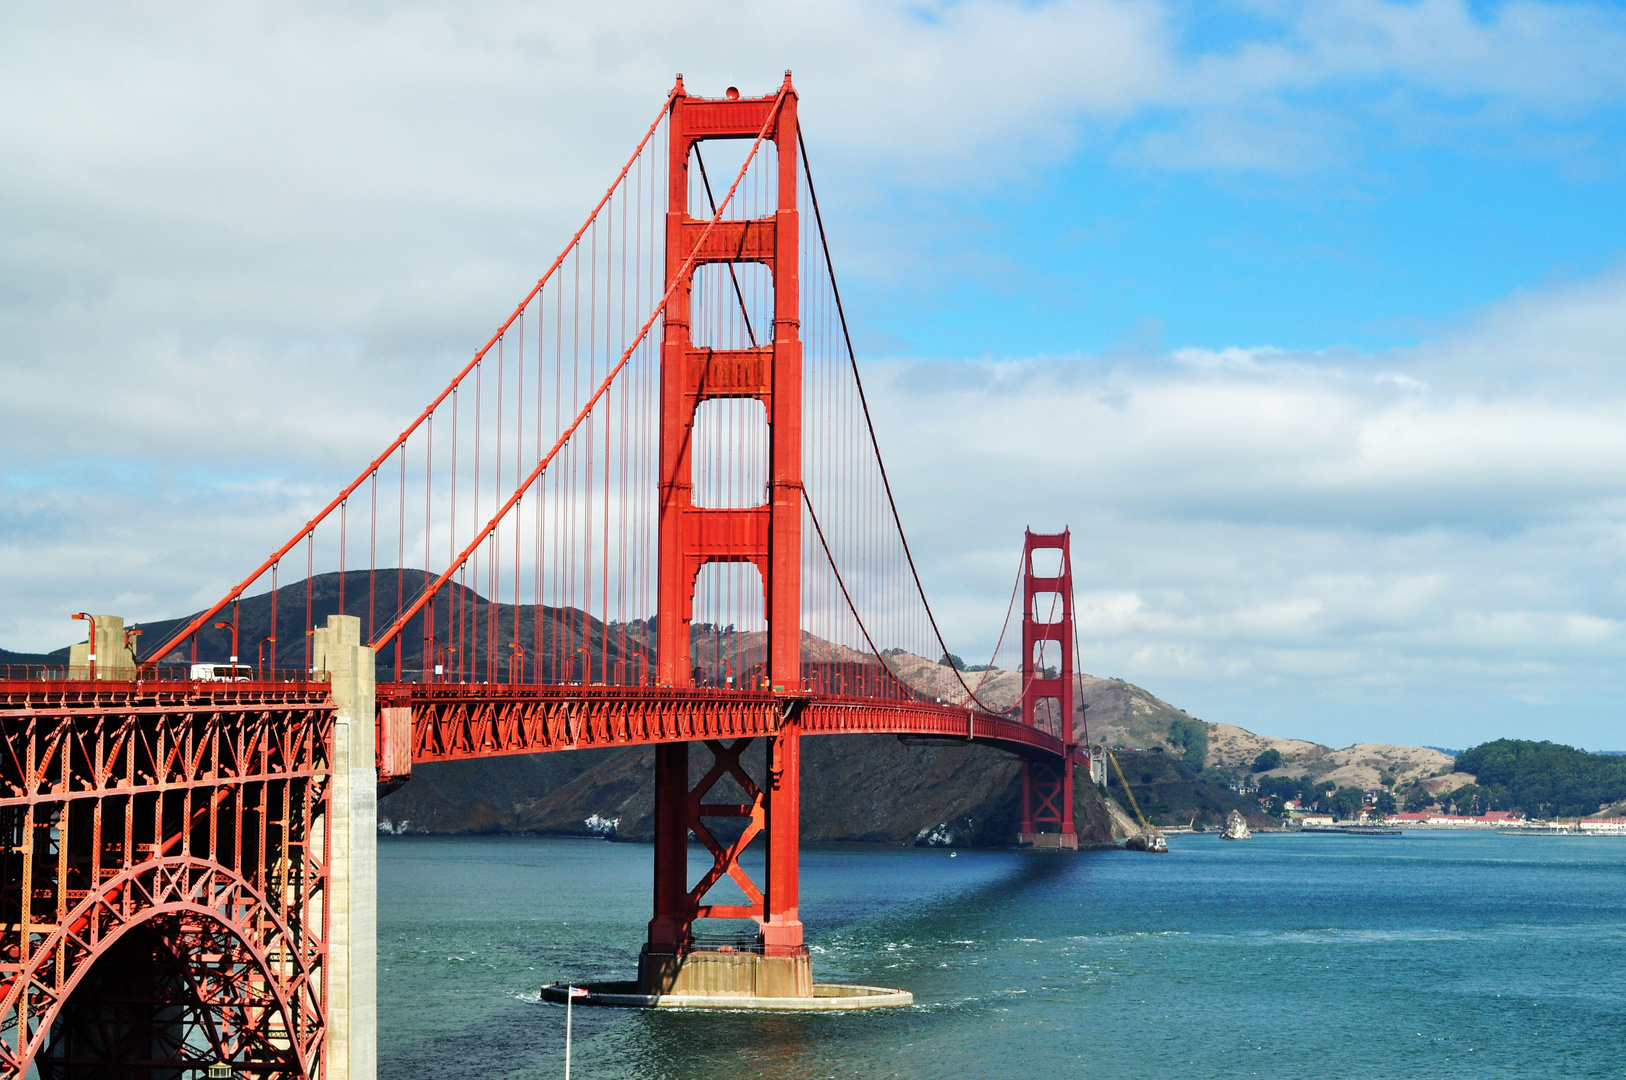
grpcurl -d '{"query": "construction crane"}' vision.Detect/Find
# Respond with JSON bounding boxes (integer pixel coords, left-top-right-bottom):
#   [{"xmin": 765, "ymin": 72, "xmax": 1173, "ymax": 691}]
[{"xmin": 1105, "ymin": 748, "xmax": 1168, "ymax": 853}]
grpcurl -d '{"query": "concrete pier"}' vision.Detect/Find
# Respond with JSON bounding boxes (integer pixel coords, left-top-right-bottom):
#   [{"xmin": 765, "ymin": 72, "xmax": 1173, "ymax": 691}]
[
  {"xmin": 638, "ymin": 947, "xmax": 813, "ymax": 999},
  {"xmin": 1019, "ymin": 832, "xmax": 1079, "ymax": 850},
  {"xmin": 314, "ymin": 615, "xmax": 377, "ymax": 1080},
  {"xmin": 547, "ymin": 980, "xmax": 912, "ymax": 1011}
]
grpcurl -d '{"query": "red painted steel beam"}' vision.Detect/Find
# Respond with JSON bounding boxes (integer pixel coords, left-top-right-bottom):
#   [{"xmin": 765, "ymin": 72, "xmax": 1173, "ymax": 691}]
[
  {"xmin": 379, "ymin": 683, "xmax": 1068, "ymax": 767},
  {"xmin": 0, "ymin": 682, "xmax": 333, "ymax": 1078}
]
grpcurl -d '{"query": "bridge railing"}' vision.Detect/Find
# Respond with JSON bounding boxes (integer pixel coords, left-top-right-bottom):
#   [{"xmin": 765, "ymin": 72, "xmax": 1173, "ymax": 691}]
[{"xmin": 0, "ymin": 664, "xmax": 327, "ymax": 684}]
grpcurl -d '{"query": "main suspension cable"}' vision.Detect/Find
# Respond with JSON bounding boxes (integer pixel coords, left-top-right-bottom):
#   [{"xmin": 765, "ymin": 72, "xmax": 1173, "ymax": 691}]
[{"xmin": 798, "ymin": 123, "xmax": 997, "ymax": 713}]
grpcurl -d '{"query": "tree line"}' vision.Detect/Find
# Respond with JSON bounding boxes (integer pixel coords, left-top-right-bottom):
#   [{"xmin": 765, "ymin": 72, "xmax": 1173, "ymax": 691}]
[{"xmin": 1441, "ymin": 739, "xmax": 1626, "ymax": 819}]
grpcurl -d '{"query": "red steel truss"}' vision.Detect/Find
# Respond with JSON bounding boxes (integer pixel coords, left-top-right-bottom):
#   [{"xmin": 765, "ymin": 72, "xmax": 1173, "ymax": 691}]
[
  {"xmin": 385, "ymin": 683, "xmax": 1067, "ymax": 766},
  {"xmin": 1019, "ymin": 530, "xmax": 1078, "ymax": 842},
  {"xmin": 0, "ymin": 681, "xmax": 332, "ymax": 1079}
]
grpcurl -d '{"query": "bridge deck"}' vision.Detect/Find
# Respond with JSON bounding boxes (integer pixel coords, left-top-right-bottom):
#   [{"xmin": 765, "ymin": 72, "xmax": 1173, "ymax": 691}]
[
  {"xmin": 0, "ymin": 678, "xmax": 1073, "ymax": 773},
  {"xmin": 384, "ymin": 683, "xmax": 1070, "ymax": 766}
]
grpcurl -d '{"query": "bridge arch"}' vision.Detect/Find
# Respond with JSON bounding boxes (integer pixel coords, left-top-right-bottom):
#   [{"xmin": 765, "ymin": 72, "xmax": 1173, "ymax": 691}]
[{"xmin": 5, "ymin": 855, "xmax": 322, "ymax": 1079}]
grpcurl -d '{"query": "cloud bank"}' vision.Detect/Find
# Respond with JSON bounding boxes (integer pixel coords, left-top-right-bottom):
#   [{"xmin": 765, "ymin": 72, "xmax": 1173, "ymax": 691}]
[{"xmin": 868, "ymin": 268, "xmax": 1626, "ymax": 747}]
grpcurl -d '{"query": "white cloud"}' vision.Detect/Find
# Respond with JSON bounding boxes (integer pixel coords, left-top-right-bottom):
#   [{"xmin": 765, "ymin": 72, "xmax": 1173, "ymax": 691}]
[{"xmin": 865, "ymin": 268, "xmax": 1626, "ymax": 747}]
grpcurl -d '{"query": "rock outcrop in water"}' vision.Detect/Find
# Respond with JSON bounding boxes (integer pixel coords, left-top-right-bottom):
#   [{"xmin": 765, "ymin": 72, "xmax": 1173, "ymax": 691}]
[{"xmin": 1220, "ymin": 809, "xmax": 1252, "ymax": 840}]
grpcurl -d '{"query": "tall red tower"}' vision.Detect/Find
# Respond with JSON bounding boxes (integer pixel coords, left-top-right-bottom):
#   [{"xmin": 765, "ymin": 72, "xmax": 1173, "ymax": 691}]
[
  {"xmin": 644, "ymin": 74, "xmax": 810, "ymax": 995},
  {"xmin": 1019, "ymin": 529, "xmax": 1079, "ymax": 848}
]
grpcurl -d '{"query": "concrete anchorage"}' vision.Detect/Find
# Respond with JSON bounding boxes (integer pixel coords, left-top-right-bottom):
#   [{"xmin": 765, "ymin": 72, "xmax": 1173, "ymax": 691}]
[
  {"xmin": 313, "ymin": 615, "xmax": 378, "ymax": 1080},
  {"xmin": 66, "ymin": 614, "xmax": 138, "ymax": 679}
]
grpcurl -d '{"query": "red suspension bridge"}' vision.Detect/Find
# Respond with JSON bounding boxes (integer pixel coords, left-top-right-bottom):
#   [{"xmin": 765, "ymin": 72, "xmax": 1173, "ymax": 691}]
[{"xmin": 1, "ymin": 75, "xmax": 1090, "ymax": 1079}]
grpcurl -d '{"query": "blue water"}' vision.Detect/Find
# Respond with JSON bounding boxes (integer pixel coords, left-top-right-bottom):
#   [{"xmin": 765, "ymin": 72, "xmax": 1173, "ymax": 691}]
[{"xmin": 378, "ymin": 832, "xmax": 1626, "ymax": 1079}]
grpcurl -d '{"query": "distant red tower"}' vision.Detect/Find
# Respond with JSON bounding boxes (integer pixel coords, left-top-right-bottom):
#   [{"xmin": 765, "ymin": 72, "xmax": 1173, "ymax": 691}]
[
  {"xmin": 645, "ymin": 74, "xmax": 810, "ymax": 995},
  {"xmin": 1019, "ymin": 529, "xmax": 1078, "ymax": 848}
]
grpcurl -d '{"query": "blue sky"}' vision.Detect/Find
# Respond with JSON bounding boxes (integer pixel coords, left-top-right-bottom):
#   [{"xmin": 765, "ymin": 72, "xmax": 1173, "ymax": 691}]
[
  {"xmin": 872, "ymin": 141, "xmax": 1626, "ymax": 357},
  {"xmin": 4, "ymin": 1, "xmax": 1626, "ymax": 750},
  {"xmin": 829, "ymin": 4, "xmax": 1626, "ymax": 359}
]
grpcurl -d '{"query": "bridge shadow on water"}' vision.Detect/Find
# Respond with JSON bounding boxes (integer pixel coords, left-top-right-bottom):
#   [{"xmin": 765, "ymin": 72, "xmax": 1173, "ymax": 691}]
[{"xmin": 379, "ymin": 841, "xmax": 1112, "ymax": 1080}]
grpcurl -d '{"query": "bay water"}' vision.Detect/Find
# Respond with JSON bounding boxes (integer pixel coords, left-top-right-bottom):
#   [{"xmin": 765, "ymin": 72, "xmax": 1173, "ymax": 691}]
[{"xmin": 378, "ymin": 831, "xmax": 1626, "ymax": 1079}]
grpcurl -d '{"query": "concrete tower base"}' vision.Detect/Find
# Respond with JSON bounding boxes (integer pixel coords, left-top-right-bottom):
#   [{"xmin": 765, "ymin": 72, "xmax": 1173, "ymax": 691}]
[
  {"xmin": 1019, "ymin": 831, "xmax": 1079, "ymax": 850},
  {"xmin": 545, "ymin": 979, "xmax": 911, "ymax": 1011},
  {"xmin": 637, "ymin": 946, "xmax": 813, "ymax": 999}
]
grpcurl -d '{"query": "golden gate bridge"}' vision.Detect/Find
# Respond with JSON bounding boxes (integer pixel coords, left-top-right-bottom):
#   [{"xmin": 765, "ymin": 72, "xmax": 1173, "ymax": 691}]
[{"xmin": 1, "ymin": 75, "xmax": 1089, "ymax": 1079}]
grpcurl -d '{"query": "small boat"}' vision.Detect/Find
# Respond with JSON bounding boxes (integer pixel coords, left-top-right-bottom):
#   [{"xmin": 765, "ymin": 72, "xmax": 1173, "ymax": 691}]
[{"xmin": 1124, "ymin": 830, "xmax": 1169, "ymax": 853}]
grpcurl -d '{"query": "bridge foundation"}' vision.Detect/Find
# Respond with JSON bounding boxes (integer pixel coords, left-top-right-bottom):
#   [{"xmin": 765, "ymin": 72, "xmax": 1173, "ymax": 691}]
[
  {"xmin": 638, "ymin": 948, "xmax": 813, "ymax": 998},
  {"xmin": 640, "ymin": 727, "xmax": 811, "ymax": 999},
  {"xmin": 1019, "ymin": 831, "xmax": 1080, "ymax": 850},
  {"xmin": 315, "ymin": 615, "xmax": 378, "ymax": 1080}
]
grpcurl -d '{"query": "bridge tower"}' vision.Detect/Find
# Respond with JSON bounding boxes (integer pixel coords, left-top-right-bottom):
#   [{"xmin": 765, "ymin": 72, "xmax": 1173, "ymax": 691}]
[
  {"xmin": 1019, "ymin": 529, "xmax": 1079, "ymax": 849},
  {"xmin": 645, "ymin": 74, "xmax": 810, "ymax": 996}
]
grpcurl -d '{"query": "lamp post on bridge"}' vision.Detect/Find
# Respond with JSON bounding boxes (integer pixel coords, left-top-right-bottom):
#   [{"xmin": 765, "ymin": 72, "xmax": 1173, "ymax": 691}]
[
  {"xmin": 426, "ymin": 635, "xmax": 445, "ymax": 682},
  {"xmin": 257, "ymin": 636, "xmax": 277, "ymax": 680},
  {"xmin": 71, "ymin": 612, "xmax": 95, "ymax": 680},
  {"xmin": 214, "ymin": 621, "xmax": 239, "ymax": 666}
]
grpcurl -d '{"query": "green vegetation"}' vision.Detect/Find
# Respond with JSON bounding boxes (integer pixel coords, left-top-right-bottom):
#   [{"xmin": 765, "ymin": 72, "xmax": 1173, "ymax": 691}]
[
  {"xmin": 936, "ymin": 652, "xmax": 996, "ymax": 673},
  {"xmin": 1250, "ymin": 775, "xmax": 1393, "ymax": 820},
  {"xmin": 1327, "ymin": 786, "xmax": 1366, "ymax": 820},
  {"xmin": 1441, "ymin": 784, "xmax": 1492, "ymax": 815},
  {"xmin": 1167, "ymin": 718, "xmax": 1209, "ymax": 771},
  {"xmin": 1257, "ymin": 775, "xmax": 1330, "ymax": 815},
  {"xmin": 1251, "ymin": 748, "xmax": 1282, "ymax": 772},
  {"xmin": 1455, "ymin": 739, "xmax": 1626, "ymax": 818}
]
